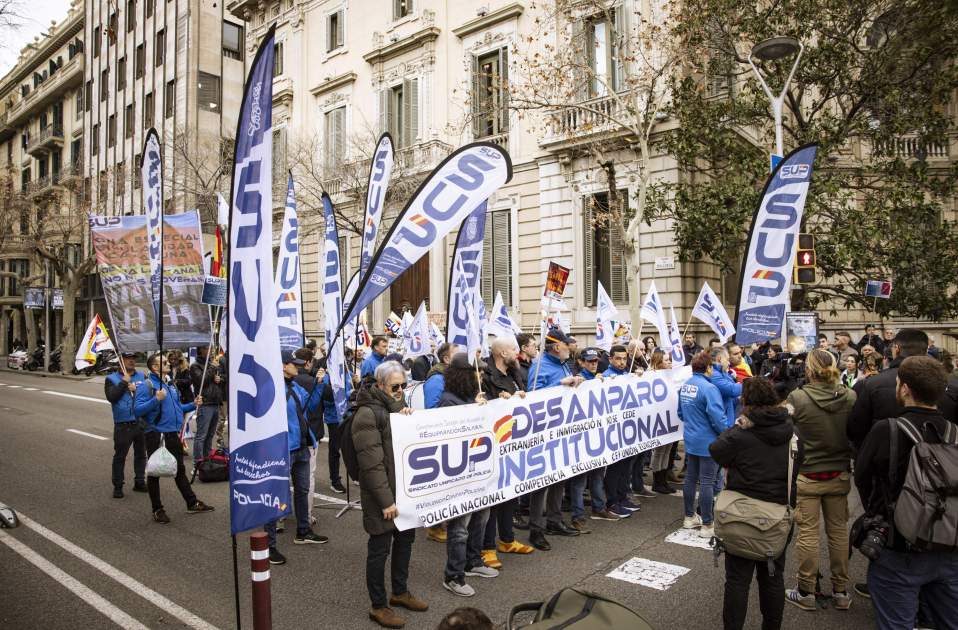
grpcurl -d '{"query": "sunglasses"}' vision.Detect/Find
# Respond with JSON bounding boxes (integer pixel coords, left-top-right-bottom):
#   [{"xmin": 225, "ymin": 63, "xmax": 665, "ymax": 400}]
[{"xmin": 389, "ymin": 382, "xmax": 407, "ymax": 393}]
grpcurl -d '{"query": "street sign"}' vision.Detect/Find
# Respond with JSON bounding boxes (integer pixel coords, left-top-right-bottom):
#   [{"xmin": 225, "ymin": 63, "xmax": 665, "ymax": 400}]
[{"xmin": 654, "ymin": 256, "xmax": 676, "ymax": 271}]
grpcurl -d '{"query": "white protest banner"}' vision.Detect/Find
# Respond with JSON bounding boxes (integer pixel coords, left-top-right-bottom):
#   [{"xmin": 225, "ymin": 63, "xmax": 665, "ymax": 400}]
[
  {"xmin": 691, "ymin": 281, "xmax": 736, "ymax": 344},
  {"xmin": 275, "ymin": 174, "xmax": 304, "ymax": 351},
  {"xmin": 390, "ymin": 370, "xmax": 684, "ymax": 531},
  {"xmin": 639, "ymin": 281, "xmax": 671, "ymax": 348}
]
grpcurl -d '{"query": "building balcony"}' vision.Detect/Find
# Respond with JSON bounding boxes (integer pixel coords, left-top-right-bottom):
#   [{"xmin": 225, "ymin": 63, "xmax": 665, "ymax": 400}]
[
  {"xmin": 26, "ymin": 125, "xmax": 64, "ymax": 156},
  {"xmin": 395, "ymin": 139, "xmax": 455, "ymax": 176},
  {"xmin": 871, "ymin": 134, "xmax": 952, "ymax": 162},
  {"xmin": 58, "ymin": 160, "xmax": 83, "ymax": 184},
  {"xmin": 476, "ymin": 131, "xmax": 509, "ymax": 150},
  {"xmin": 28, "ymin": 173, "xmax": 64, "ymax": 199},
  {"xmin": 539, "ymin": 92, "xmax": 636, "ymax": 151},
  {"xmin": 0, "ymin": 111, "xmax": 13, "ymax": 143},
  {"xmin": 5, "ymin": 52, "xmax": 84, "ymax": 128}
]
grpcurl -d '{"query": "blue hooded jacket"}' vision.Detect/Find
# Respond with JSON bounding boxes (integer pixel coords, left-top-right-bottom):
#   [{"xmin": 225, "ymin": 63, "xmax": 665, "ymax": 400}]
[
  {"xmin": 361, "ymin": 351, "xmax": 385, "ymax": 378},
  {"xmin": 320, "ymin": 373, "xmax": 352, "ymax": 425},
  {"xmin": 528, "ymin": 352, "xmax": 571, "ymax": 391},
  {"xmin": 603, "ymin": 365, "xmax": 629, "ymax": 378},
  {"xmin": 678, "ymin": 372, "xmax": 727, "ymax": 457},
  {"xmin": 709, "ymin": 364, "xmax": 743, "ymax": 429},
  {"xmin": 580, "ymin": 368, "xmax": 598, "ymax": 381},
  {"xmin": 134, "ymin": 372, "xmax": 196, "ymax": 433},
  {"xmin": 285, "ymin": 379, "xmax": 321, "ymax": 451},
  {"xmin": 105, "ymin": 370, "xmax": 146, "ymax": 423},
  {"xmin": 423, "ymin": 372, "xmax": 445, "ymax": 409}
]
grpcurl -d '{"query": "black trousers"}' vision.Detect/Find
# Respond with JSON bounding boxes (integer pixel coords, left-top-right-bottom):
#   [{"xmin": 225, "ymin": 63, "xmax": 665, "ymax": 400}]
[
  {"xmin": 326, "ymin": 423, "xmax": 342, "ymax": 484},
  {"xmin": 604, "ymin": 456, "xmax": 633, "ymax": 506},
  {"xmin": 112, "ymin": 422, "xmax": 146, "ymax": 488},
  {"xmin": 366, "ymin": 527, "xmax": 415, "ymax": 608},
  {"xmin": 723, "ymin": 551, "xmax": 787, "ymax": 630},
  {"xmin": 145, "ymin": 431, "xmax": 197, "ymax": 513}
]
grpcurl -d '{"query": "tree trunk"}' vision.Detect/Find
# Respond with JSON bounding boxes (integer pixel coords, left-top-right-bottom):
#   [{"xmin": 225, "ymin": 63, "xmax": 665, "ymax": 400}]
[
  {"xmin": 24, "ymin": 307, "xmax": 38, "ymax": 352},
  {"xmin": 59, "ymin": 274, "xmax": 81, "ymax": 374}
]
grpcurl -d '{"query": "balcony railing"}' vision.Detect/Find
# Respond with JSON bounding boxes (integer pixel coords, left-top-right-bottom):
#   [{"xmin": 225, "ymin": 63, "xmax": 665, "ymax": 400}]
[
  {"xmin": 477, "ymin": 132, "xmax": 509, "ymax": 149},
  {"xmin": 27, "ymin": 125, "xmax": 64, "ymax": 154},
  {"xmin": 395, "ymin": 139, "xmax": 455, "ymax": 176},
  {"xmin": 58, "ymin": 160, "xmax": 83, "ymax": 182},
  {"xmin": 872, "ymin": 135, "xmax": 950, "ymax": 160},
  {"xmin": 541, "ymin": 93, "xmax": 633, "ymax": 148},
  {"xmin": 5, "ymin": 53, "xmax": 84, "ymax": 128},
  {"xmin": 28, "ymin": 173, "xmax": 63, "ymax": 196}
]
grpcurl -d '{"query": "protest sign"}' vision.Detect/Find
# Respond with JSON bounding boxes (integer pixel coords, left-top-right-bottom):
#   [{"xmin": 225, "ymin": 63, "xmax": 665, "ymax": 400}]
[
  {"xmin": 864, "ymin": 280, "xmax": 892, "ymax": 299},
  {"xmin": 784, "ymin": 311, "xmax": 818, "ymax": 354},
  {"xmin": 542, "ymin": 261, "xmax": 570, "ymax": 306},
  {"xmin": 23, "ymin": 288, "xmax": 44, "ymax": 309},
  {"xmin": 390, "ymin": 370, "xmax": 685, "ymax": 531},
  {"xmin": 201, "ymin": 276, "xmax": 228, "ymax": 306}
]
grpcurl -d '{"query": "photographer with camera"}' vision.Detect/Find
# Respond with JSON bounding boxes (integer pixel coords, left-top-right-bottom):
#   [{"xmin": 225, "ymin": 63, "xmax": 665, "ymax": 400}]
[{"xmin": 853, "ymin": 356, "xmax": 958, "ymax": 629}]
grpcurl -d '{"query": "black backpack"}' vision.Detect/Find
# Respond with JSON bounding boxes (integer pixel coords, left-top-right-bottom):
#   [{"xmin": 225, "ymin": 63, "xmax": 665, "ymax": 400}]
[
  {"xmin": 508, "ymin": 588, "xmax": 653, "ymax": 630},
  {"xmin": 338, "ymin": 389, "xmax": 364, "ymax": 481}
]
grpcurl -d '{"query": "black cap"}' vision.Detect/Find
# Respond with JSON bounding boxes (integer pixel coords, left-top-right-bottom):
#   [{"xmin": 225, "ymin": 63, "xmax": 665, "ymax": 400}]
[
  {"xmin": 281, "ymin": 350, "xmax": 305, "ymax": 366},
  {"xmin": 580, "ymin": 348, "xmax": 600, "ymax": 361},
  {"xmin": 545, "ymin": 327, "xmax": 573, "ymax": 345},
  {"xmin": 121, "ymin": 352, "xmax": 137, "ymax": 358}
]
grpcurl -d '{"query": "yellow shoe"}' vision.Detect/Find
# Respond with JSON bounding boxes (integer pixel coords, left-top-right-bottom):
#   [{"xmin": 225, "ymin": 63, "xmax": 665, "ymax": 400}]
[
  {"xmin": 426, "ymin": 526, "xmax": 447, "ymax": 543},
  {"xmin": 481, "ymin": 549, "xmax": 502, "ymax": 569},
  {"xmin": 497, "ymin": 539, "xmax": 534, "ymax": 554}
]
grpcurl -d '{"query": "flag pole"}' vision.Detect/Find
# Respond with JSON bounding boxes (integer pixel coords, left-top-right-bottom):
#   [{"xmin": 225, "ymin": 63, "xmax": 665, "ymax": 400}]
[
  {"xmin": 681, "ymin": 313, "xmax": 694, "ymax": 340},
  {"xmin": 530, "ymin": 299, "xmax": 553, "ymax": 393},
  {"xmin": 628, "ymin": 319, "xmax": 645, "ymax": 372}
]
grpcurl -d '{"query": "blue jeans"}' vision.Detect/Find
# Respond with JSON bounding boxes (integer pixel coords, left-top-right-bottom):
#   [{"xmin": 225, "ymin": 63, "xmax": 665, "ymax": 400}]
[
  {"xmin": 264, "ymin": 447, "xmax": 312, "ymax": 547},
  {"xmin": 570, "ymin": 469, "xmax": 607, "ymax": 520},
  {"xmin": 444, "ymin": 508, "xmax": 490, "ymax": 582},
  {"xmin": 192, "ymin": 405, "xmax": 219, "ymax": 461},
  {"xmin": 683, "ymin": 454, "xmax": 718, "ymax": 525},
  {"xmin": 868, "ymin": 548, "xmax": 958, "ymax": 630}
]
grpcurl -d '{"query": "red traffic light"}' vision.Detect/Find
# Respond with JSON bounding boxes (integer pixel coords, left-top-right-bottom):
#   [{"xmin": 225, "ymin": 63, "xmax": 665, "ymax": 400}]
[{"xmin": 796, "ymin": 249, "xmax": 816, "ymax": 267}]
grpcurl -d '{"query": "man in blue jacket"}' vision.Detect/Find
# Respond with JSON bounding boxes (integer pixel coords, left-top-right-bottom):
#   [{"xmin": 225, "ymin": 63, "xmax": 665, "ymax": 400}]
[
  {"xmin": 134, "ymin": 353, "xmax": 214, "ymax": 524},
  {"xmin": 105, "ymin": 352, "xmax": 147, "ymax": 498},
  {"xmin": 678, "ymin": 351, "xmax": 727, "ymax": 539},
  {"xmin": 526, "ymin": 328, "xmax": 584, "ymax": 550},
  {"xmin": 361, "ymin": 336, "xmax": 389, "ymax": 379},
  {"xmin": 423, "ymin": 343, "xmax": 456, "ymax": 409},
  {"xmin": 264, "ymin": 350, "xmax": 328, "ymax": 565},
  {"xmin": 709, "ymin": 346, "xmax": 743, "ymax": 429},
  {"xmin": 601, "ymin": 345, "xmax": 644, "ymax": 516}
]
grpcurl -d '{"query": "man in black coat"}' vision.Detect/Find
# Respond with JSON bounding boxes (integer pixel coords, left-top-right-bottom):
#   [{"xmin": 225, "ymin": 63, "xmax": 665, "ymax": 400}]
[{"xmin": 856, "ymin": 324, "xmax": 885, "ymax": 356}]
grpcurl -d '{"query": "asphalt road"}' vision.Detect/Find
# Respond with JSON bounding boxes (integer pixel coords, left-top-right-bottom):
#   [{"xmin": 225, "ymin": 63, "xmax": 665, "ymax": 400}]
[{"xmin": 0, "ymin": 369, "xmax": 879, "ymax": 630}]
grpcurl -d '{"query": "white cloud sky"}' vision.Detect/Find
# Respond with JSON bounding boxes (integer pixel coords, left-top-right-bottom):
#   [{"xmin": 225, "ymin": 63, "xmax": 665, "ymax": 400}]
[{"xmin": 0, "ymin": 0, "xmax": 74, "ymax": 76}]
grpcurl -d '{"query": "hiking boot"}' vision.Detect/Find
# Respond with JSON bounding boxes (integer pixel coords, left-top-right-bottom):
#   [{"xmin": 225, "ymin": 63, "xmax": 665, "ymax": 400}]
[
  {"xmin": 152, "ymin": 509, "xmax": 170, "ymax": 524},
  {"xmin": 187, "ymin": 501, "xmax": 215, "ymax": 514},
  {"xmin": 443, "ymin": 578, "xmax": 475, "ymax": 597},
  {"xmin": 294, "ymin": 531, "xmax": 329, "ymax": 545},
  {"xmin": 590, "ymin": 508, "xmax": 619, "ymax": 521},
  {"xmin": 113, "ymin": 487, "xmax": 124, "ymax": 499},
  {"xmin": 683, "ymin": 514, "xmax": 703, "ymax": 529},
  {"xmin": 497, "ymin": 539, "xmax": 534, "ymax": 554},
  {"xmin": 571, "ymin": 517, "xmax": 592, "ymax": 534},
  {"xmin": 132, "ymin": 482, "xmax": 148, "ymax": 492},
  {"xmin": 853, "ymin": 582, "xmax": 870, "ymax": 599},
  {"xmin": 465, "ymin": 565, "xmax": 499, "ymax": 578},
  {"xmin": 268, "ymin": 548, "xmax": 286, "ymax": 565},
  {"xmin": 512, "ymin": 513, "xmax": 529, "ymax": 530},
  {"xmin": 529, "ymin": 530, "xmax": 551, "ymax": 551},
  {"xmin": 832, "ymin": 591, "xmax": 851, "ymax": 611},
  {"xmin": 389, "ymin": 592, "xmax": 428, "ymax": 612},
  {"xmin": 369, "ymin": 606, "xmax": 404, "ymax": 628},
  {"xmin": 785, "ymin": 588, "xmax": 817, "ymax": 611},
  {"xmin": 330, "ymin": 480, "xmax": 346, "ymax": 494},
  {"xmin": 426, "ymin": 525, "xmax": 447, "ymax": 543},
  {"xmin": 481, "ymin": 549, "xmax": 502, "ymax": 569}
]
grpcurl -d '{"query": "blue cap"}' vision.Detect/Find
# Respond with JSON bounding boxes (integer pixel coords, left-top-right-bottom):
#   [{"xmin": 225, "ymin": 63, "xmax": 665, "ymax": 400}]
[
  {"xmin": 281, "ymin": 350, "xmax": 305, "ymax": 366},
  {"xmin": 580, "ymin": 348, "xmax": 600, "ymax": 361}
]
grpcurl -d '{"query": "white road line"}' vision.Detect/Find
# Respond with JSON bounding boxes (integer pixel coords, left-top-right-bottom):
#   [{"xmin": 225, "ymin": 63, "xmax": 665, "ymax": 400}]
[
  {"xmin": 66, "ymin": 429, "xmax": 110, "ymax": 441},
  {"xmin": 14, "ymin": 512, "xmax": 221, "ymax": 630},
  {"xmin": 0, "ymin": 530, "xmax": 150, "ymax": 630},
  {"xmin": 24, "ymin": 387, "xmax": 38, "ymax": 391},
  {"xmin": 6, "ymin": 384, "xmax": 21, "ymax": 388},
  {"xmin": 42, "ymin": 390, "xmax": 110, "ymax": 405}
]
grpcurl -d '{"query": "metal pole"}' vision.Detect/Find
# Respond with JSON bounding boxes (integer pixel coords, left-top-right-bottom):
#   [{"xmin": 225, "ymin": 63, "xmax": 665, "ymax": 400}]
[
  {"xmin": 748, "ymin": 42, "xmax": 804, "ymax": 171},
  {"xmin": 43, "ymin": 288, "xmax": 50, "ymax": 371},
  {"xmin": 249, "ymin": 532, "xmax": 272, "ymax": 630},
  {"xmin": 530, "ymin": 298, "xmax": 554, "ymax": 392},
  {"xmin": 232, "ymin": 535, "xmax": 242, "ymax": 630}
]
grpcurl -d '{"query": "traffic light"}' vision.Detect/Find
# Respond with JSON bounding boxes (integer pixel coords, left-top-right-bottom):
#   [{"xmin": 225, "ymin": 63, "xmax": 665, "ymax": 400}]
[{"xmin": 794, "ymin": 233, "xmax": 817, "ymax": 284}]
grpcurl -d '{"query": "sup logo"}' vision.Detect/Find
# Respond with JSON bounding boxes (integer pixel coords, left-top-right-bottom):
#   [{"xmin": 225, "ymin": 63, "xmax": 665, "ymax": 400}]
[
  {"xmin": 406, "ymin": 434, "xmax": 494, "ymax": 491},
  {"xmin": 780, "ymin": 164, "xmax": 809, "ymax": 179}
]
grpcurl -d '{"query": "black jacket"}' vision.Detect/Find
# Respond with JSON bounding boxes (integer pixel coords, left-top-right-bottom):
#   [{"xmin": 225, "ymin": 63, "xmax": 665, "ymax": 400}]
[
  {"xmin": 189, "ymin": 360, "xmax": 225, "ymax": 407},
  {"xmin": 410, "ymin": 355, "xmax": 435, "ymax": 382},
  {"xmin": 856, "ymin": 334, "xmax": 885, "ymax": 355},
  {"xmin": 516, "ymin": 358, "xmax": 532, "ymax": 391},
  {"xmin": 482, "ymin": 362, "xmax": 524, "ymax": 399},
  {"xmin": 172, "ymin": 367, "xmax": 194, "ymax": 403},
  {"xmin": 854, "ymin": 407, "xmax": 951, "ymax": 551},
  {"xmin": 847, "ymin": 358, "xmax": 904, "ymax": 448},
  {"xmin": 709, "ymin": 407, "xmax": 804, "ymax": 507},
  {"xmin": 939, "ymin": 374, "xmax": 958, "ymax": 425},
  {"xmin": 437, "ymin": 390, "xmax": 470, "ymax": 408},
  {"xmin": 682, "ymin": 343, "xmax": 703, "ymax": 366}
]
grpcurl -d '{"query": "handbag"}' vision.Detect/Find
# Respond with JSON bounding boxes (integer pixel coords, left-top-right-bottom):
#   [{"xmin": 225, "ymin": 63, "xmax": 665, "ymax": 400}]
[
  {"xmin": 146, "ymin": 438, "xmax": 178, "ymax": 477},
  {"xmin": 713, "ymin": 433, "xmax": 798, "ymax": 574}
]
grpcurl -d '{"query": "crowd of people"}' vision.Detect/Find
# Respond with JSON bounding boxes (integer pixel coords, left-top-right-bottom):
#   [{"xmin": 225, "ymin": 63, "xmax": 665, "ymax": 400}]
[{"xmin": 103, "ymin": 323, "xmax": 958, "ymax": 630}]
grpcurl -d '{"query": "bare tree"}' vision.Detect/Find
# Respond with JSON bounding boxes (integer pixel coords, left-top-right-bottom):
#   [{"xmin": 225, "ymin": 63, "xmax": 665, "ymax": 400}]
[{"xmin": 169, "ymin": 126, "xmax": 234, "ymax": 229}]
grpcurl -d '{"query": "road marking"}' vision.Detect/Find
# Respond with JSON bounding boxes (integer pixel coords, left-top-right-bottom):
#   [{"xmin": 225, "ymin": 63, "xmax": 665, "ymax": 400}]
[
  {"xmin": 6, "ymin": 384, "xmax": 21, "ymax": 388},
  {"xmin": 665, "ymin": 528, "xmax": 713, "ymax": 550},
  {"xmin": 67, "ymin": 429, "xmax": 110, "ymax": 441},
  {"xmin": 42, "ymin": 390, "xmax": 110, "ymax": 405},
  {"xmin": 0, "ymin": 530, "xmax": 150, "ymax": 630},
  {"xmin": 607, "ymin": 557, "xmax": 690, "ymax": 590},
  {"xmin": 313, "ymin": 492, "xmax": 347, "ymax": 505},
  {"xmin": 24, "ymin": 387, "xmax": 38, "ymax": 391},
  {"xmin": 13, "ymin": 512, "xmax": 221, "ymax": 630}
]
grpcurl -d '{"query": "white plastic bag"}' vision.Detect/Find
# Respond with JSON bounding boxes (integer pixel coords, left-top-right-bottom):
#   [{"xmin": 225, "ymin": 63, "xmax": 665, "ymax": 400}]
[{"xmin": 146, "ymin": 442, "xmax": 178, "ymax": 477}]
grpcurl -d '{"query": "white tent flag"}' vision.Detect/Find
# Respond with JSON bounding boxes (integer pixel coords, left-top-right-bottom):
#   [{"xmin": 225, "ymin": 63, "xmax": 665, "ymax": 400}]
[
  {"xmin": 217, "ymin": 192, "xmax": 230, "ymax": 227},
  {"xmin": 487, "ymin": 291, "xmax": 522, "ymax": 340},
  {"xmin": 668, "ymin": 305, "xmax": 686, "ymax": 365},
  {"xmin": 403, "ymin": 302, "xmax": 432, "ymax": 359},
  {"xmin": 639, "ymin": 280, "xmax": 671, "ymax": 349},
  {"xmin": 692, "ymin": 281, "xmax": 736, "ymax": 344}
]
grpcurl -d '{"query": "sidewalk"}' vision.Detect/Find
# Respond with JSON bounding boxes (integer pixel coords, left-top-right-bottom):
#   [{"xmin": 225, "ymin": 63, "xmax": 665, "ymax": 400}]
[{"xmin": 0, "ymin": 360, "xmax": 95, "ymax": 382}]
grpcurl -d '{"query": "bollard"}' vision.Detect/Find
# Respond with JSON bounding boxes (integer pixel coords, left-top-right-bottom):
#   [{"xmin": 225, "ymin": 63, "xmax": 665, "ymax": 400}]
[{"xmin": 249, "ymin": 532, "xmax": 272, "ymax": 630}]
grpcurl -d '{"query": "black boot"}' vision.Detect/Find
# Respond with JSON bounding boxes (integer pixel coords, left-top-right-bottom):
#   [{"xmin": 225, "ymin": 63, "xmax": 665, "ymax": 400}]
[
  {"xmin": 529, "ymin": 529, "xmax": 551, "ymax": 551},
  {"xmin": 652, "ymin": 470, "xmax": 673, "ymax": 494}
]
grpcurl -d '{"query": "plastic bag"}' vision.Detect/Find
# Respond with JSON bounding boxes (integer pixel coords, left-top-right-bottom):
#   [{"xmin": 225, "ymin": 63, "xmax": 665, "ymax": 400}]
[{"xmin": 146, "ymin": 442, "xmax": 178, "ymax": 477}]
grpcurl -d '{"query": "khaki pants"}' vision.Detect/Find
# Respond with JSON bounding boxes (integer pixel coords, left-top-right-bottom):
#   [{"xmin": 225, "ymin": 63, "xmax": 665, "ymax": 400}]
[{"xmin": 794, "ymin": 473, "xmax": 851, "ymax": 593}]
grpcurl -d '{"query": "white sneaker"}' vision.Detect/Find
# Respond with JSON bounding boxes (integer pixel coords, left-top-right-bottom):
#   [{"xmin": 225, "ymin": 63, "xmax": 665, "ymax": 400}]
[
  {"xmin": 465, "ymin": 565, "xmax": 499, "ymax": 579},
  {"xmin": 443, "ymin": 579, "xmax": 476, "ymax": 597},
  {"xmin": 699, "ymin": 525, "xmax": 714, "ymax": 539},
  {"xmin": 683, "ymin": 514, "xmax": 703, "ymax": 529}
]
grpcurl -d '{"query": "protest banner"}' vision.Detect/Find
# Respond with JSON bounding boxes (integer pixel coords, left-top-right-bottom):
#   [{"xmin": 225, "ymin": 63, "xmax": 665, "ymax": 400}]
[
  {"xmin": 75, "ymin": 314, "xmax": 114, "ymax": 371},
  {"xmin": 784, "ymin": 311, "xmax": 818, "ymax": 354},
  {"xmin": 89, "ymin": 212, "xmax": 211, "ymax": 350},
  {"xmin": 23, "ymin": 288, "xmax": 44, "ymax": 309},
  {"xmin": 141, "ymin": 129, "xmax": 164, "ymax": 346},
  {"xmin": 226, "ymin": 25, "xmax": 291, "ymax": 536},
  {"xmin": 359, "ymin": 133, "xmax": 394, "ymax": 281},
  {"xmin": 446, "ymin": 201, "xmax": 487, "ymax": 349},
  {"xmin": 542, "ymin": 261, "xmax": 570, "ymax": 307},
  {"xmin": 390, "ymin": 369, "xmax": 685, "ymax": 531},
  {"xmin": 275, "ymin": 174, "xmax": 305, "ymax": 351},
  {"xmin": 321, "ymin": 192, "xmax": 348, "ymax": 421},
  {"xmin": 691, "ymin": 281, "xmax": 735, "ymax": 343},
  {"xmin": 736, "ymin": 144, "xmax": 818, "ymax": 344}
]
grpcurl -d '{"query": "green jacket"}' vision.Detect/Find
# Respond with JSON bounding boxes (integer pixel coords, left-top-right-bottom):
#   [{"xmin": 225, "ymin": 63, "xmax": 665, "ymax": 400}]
[
  {"xmin": 787, "ymin": 382, "xmax": 856, "ymax": 474},
  {"xmin": 351, "ymin": 385, "xmax": 406, "ymax": 536}
]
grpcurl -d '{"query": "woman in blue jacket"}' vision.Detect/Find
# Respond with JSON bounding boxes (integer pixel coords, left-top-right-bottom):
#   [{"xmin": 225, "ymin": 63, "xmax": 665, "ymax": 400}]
[
  {"xmin": 134, "ymin": 353, "xmax": 214, "ymax": 524},
  {"xmin": 677, "ymin": 351, "xmax": 727, "ymax": 539}
]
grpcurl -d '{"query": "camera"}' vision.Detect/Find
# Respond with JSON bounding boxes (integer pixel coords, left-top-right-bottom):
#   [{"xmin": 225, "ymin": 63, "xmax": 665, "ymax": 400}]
[{"xmin": 859, "ymin": 515, "xmax": 890, "ymax": 561}]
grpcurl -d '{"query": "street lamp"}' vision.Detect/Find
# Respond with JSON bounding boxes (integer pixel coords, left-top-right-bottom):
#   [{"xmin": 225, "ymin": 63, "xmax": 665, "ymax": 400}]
[{"xmin": 748, "ymin": 36, "xmax": 804, "ymax": 170}]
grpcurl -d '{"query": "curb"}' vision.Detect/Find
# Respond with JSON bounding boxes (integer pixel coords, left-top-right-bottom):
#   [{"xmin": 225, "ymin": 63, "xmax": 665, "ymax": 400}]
[{"xmin": 0, "ymin": 364, "xmax": 94, "ymax": 381}]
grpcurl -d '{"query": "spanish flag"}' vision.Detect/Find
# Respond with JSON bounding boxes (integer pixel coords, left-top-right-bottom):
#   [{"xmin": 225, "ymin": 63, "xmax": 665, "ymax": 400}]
[{"xmin": 210, "ymin": 225, "xmax": 225, "ymax": 278}]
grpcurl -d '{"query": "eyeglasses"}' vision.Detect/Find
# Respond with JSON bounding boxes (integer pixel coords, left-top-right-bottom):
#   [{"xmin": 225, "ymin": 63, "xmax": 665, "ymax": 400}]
[{"xmin": 389, "ymin": 382, "xmax": 407, "ymax": 393}]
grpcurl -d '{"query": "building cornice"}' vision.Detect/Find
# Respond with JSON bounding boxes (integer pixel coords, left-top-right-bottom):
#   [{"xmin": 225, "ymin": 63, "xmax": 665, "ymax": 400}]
[
  {"xmin": 362, "ymin": 27, "xmax": 440, "ymax": 65},
  {"xmin": 310, "ymin": 71, "xmax": 357, "ymax": 97},
  {"xmin": 0, "ymin": 9, "xmax": 84, "ymax": 96},
  {"xmin": 452, "ymin": 2, "xmax": 525, "ymax": 39}
]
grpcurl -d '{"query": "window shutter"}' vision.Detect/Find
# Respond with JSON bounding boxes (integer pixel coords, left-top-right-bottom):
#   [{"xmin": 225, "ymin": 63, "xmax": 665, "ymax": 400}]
[
  {"xmin": 582, "ymin": 197, "xmax": 595, "ymax": 306},
  {"xmin": 481, "ymin": 216, "xmax": 493, "ymax": 306},
  {"xmin": 499, "ymin": 48, "xmax": 510, "ymax": 133},
  {"xmin": 378, "ymin": 89, "xmax": 389, "ymax": 136},
  {"xmin": 332, "ymin": 107, "xmax": 344, "ymax": 162},
  {"xmin": 492, "ymin": 210, "xmax": 512, "ymax": 305},
  {"xmin": 609, "ymin": 192, "xmax": 629, "ymax": 302},
  {"xmin": 612, "ymin": 8, "xmax": 625, "ymax": 92},
  {"xmin": 336, "ymin": 10, "xmax": 344, "ymax": 49},
  {"xmin": 471, "ymin": 55, "xmax": 482, "ymax": 139},
  {"xmin": 403, "ymin": 78, "xmax": 419, "ymax": 147},
  {"xmin": 572, "ymin": 19, "xmax": 589, "ymax": 102},
  {"xmin": 326, "ymin": 15, "xmax": 332, "ymax": 52}
]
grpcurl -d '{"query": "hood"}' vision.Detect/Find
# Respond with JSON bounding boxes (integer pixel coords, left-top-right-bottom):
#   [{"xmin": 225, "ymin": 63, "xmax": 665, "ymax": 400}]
[
  {"xmin": 356, "ymin": 385, "xmax": 405, "ymax": 413},
  {"xmin": 745, "ymin": 406, "xmax": 794, "ymax": 446},
  {"xmin": 426, "ymin": 362, "xmax": 447, "ymax": 380},
  {"xmin": 801, "ymin": 382, "xmax": 855, "ymax": 412}
]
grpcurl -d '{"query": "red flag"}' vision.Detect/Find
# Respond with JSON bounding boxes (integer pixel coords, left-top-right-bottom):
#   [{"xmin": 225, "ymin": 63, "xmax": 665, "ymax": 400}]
[{"xmin": 211, "ymin": 225, "xmax": 225, "ymax": 277}]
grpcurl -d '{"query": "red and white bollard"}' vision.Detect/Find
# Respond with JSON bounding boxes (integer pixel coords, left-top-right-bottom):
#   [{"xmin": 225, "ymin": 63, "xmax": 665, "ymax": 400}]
[{"xmin": 249, "ymin": 532, "xmax": 273, "ymax": 630}]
